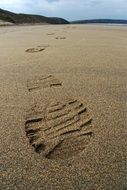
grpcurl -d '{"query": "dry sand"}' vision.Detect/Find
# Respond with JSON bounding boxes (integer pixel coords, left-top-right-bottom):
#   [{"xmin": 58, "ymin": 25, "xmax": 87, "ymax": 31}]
[{"xmin": 0, "ymin": 24, "xmax": 127, "ymax": 190}]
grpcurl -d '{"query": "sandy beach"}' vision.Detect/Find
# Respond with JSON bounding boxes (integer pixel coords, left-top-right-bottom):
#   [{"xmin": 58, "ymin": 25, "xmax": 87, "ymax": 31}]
[{"xmin": 0, "ymin": 24, "xmax": 127, "ymax": 189}]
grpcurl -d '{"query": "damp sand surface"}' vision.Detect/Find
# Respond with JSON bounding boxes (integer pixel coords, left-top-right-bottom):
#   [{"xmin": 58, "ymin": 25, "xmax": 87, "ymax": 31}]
[{"xmin": 0, "ymin": 24, "xmax": 127, "ymax": 190}]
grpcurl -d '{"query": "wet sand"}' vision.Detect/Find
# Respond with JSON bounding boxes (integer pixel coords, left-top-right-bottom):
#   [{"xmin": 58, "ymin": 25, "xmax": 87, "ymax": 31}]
[{"xmin": 0, "ymin": 24, "xmax": 127, "ymax": 189}]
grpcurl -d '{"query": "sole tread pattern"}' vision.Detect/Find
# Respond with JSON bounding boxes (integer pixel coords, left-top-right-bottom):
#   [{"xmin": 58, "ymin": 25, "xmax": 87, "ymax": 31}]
[
  {"xmin": 25, "ymin": 99, "xmax": 93, "ymax": 160},
  {"xmin": 27, "ymin": 75, "xmax": 62, "ymax": 91}
]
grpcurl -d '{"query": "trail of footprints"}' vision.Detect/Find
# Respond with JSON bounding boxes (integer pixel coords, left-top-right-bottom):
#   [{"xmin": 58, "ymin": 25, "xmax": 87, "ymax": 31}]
[
  {"xmin": 25, "ymin": 75, "xmax": 93, "ymax": 160},
  {"xmin": 27, "ymin": 75, "xmax": 62, "ymax": 91}
]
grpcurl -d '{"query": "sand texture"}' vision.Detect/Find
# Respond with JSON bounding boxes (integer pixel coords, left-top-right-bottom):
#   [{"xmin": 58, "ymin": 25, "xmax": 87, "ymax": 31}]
[{"xmin": 0, "ymin": 24, "xmax": 127, "ymax": 190}]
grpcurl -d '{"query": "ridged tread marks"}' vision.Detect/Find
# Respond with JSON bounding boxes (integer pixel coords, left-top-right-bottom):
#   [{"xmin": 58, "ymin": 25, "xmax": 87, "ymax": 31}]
[
  {"xmin": 25, "ymin": 99, "xmax": 93, "ymax": 159},
  {"xmin": 27, "ymin": 75, "xmax": 62, "ymax": 91}
]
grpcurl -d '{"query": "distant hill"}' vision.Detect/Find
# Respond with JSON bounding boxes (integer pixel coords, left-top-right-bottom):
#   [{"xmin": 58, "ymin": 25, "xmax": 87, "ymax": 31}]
[
  {"xmin": 0, "ymin": 8, "xmax": 69, "ymax": 25},
  {"xmin": 71, "ymin": 19, "xmax": 127, "ymax": 24}
]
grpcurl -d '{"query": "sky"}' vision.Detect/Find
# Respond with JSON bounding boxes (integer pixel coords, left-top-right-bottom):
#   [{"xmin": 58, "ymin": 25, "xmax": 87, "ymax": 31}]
[{"xmin": 0, "ymin": 0, "xmax": 127, "ymax": 21}]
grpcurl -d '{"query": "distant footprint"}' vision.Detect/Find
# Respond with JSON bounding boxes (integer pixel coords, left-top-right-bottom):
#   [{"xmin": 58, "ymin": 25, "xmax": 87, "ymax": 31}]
[
  {"xmin": 55, "ymin": 36, "xmax": 66, "ymax": 40},
  {"xmin": 25, "ymin": 98, "xmax": 93, "ymax": 160},
  {"xmin": 26, "ymin": 47, "xmax": 45, "ymax": 53},
  {"xmin": 47, "ymin": 33, "xmax": 55, "ymax": 35},
  {"xmin": 27, "ymin": 75, "xmax": 62, "ymax": 91},
  {"xmin": 26, "ymin": 44, "xmax": 50, "ymax": 53}
]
